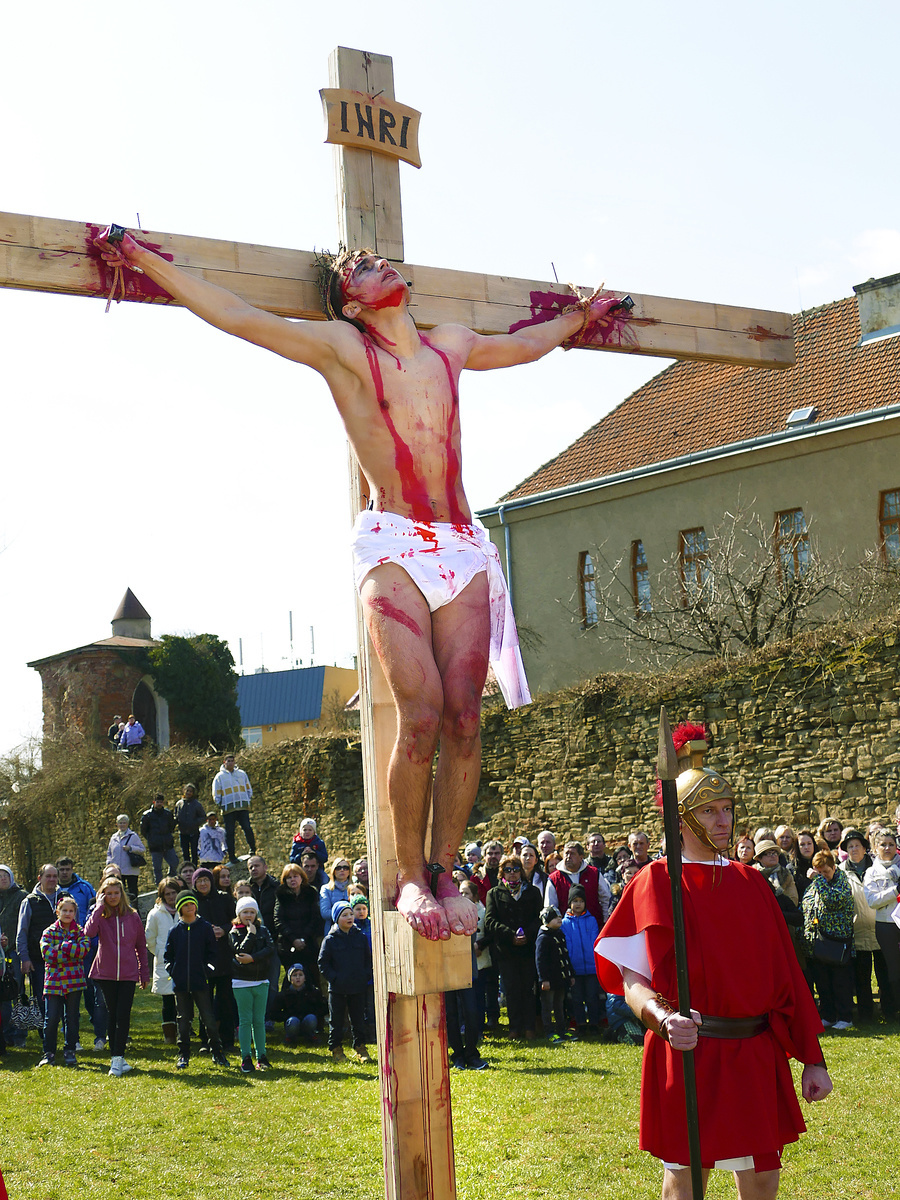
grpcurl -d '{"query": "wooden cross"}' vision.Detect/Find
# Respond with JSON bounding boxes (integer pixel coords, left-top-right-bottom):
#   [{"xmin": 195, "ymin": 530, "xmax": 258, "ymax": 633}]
[{"xmin": 0, "ymin": 45, "xmax": 794, "ymax": 1200}]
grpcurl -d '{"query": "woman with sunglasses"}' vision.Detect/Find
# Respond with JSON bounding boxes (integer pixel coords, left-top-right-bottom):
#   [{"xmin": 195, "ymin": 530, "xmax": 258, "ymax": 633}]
[
  {"xmin": 319, "ymin": 859, "xmax": 352, "ymax": 929},
  {"xmin": 484, "ymin": 855, "xmax": 541, "ymax": 1038}
]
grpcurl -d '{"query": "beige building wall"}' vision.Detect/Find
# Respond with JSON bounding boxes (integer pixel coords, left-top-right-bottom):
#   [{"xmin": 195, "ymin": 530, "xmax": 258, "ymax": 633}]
[{"xmin": 482, "ymin": 417, "xmax": 900, "ymax": 694}]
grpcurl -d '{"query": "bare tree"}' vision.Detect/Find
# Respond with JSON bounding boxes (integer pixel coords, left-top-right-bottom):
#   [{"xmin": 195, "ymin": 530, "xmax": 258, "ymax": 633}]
[{"xmin": 572, "ymin": 505, "xmax": 900, "ymax": 666}]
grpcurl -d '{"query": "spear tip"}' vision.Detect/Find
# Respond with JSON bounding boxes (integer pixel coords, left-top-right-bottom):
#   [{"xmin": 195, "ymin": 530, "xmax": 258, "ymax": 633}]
[{"xmin": 657, "ymin": 706, "xmax": 679, "ymax": 781}]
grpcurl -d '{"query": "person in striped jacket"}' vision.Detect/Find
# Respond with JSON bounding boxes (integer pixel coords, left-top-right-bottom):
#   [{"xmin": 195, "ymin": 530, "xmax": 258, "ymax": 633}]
[
  {"xmin": 38, "ymin": 896, "xmax": 90, "ymax": 1067},
  {"xmin": 212, "ymin": 753, "xmax": 257, "ymax": 863}
]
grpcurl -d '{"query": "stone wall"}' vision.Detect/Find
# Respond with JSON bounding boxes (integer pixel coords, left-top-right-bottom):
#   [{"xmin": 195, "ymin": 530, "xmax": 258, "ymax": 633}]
[
  {"xmin": 0, "ymin": 739, "xmax": 366, "ymax": 892},
  {"xmin": 2, "ymin": 624, "xmax": 899, "ymax": 884},
  {"xmin": 474, "ymin": 624, "xmax": 900, "ymax": 846}
]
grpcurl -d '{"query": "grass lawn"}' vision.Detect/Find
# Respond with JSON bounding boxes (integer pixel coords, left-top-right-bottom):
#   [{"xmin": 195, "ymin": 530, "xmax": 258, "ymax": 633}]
[{"xmin": 1, "ymin": 992, "xmax": 896, "ymax": 1199}]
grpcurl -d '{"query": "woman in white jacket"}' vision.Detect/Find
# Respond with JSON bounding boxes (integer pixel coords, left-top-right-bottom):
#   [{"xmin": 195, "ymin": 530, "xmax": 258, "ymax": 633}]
[
  {"xmin": 840, "ymin": 830, "xmax": 879, "ymax": 1020},
  {"xmin": 106, "ymin": 814, "xmax": 145, "ymax": 905},
  {"xmin": 144, "ymin": 877, "xmax": 179, "ymax": 1045},
  {"xmin": 863, "ymin": 829, "xmax": 900, "ymax": 1021}
]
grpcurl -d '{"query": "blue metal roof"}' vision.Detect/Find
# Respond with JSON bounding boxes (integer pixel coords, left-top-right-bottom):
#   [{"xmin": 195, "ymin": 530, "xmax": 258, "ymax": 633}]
[{"xmin": 237, "ymin": 666, "xmax": 326, "ymax": 727}]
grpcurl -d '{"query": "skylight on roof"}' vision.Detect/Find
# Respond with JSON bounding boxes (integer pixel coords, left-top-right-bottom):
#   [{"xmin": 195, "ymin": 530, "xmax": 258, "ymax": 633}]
[{"xmin": 786, "ymin": 406, "xmax": 817, "ymax": 426}]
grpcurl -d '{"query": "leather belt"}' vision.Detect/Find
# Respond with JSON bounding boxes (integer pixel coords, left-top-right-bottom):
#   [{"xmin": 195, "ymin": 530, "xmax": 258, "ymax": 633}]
[{"xmin": 697, "ymin": 1013, "xmax": 769, "ymax": 1039}]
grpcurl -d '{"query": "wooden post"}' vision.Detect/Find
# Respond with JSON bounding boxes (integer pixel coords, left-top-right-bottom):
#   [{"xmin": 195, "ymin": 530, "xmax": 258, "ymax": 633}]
[{"xmin": 330, "ymin": 46, "xmax": 469, "ymax": 1200}]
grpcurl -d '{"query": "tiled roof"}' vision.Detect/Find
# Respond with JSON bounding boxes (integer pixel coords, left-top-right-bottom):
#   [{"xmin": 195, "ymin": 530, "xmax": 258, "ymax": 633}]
[
  {"xmin": 93, "ymin": 636, "xmax": 158, "ymax": 649},
  {"xmin": 237, "ymin": 666, "xmax": 326, "ymax": 727},
  {"xmin": 27, "ymin": 636, "xmax": 158, "ymax": 667},
  {"xmin": 500, "ymin": 294, "xmax": 900, "ymax": 502}
]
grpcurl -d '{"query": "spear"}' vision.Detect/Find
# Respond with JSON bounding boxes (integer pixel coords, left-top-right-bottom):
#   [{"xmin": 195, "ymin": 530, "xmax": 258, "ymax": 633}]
[{"xmin": 658, "ymin": 706, "xmax": 703, "ymax": 1200}]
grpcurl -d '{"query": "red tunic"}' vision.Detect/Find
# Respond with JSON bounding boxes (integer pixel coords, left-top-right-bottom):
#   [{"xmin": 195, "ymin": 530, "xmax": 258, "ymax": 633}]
[{"xmin": 595, "ymin": 859, "xmax": 823, "ymax": 1167}]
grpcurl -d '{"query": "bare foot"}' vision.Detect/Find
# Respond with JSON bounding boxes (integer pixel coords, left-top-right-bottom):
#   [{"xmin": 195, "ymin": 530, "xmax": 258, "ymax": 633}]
[
  {"xmin": 396, "ymin": 880, "xmax": 451, "ymax": 940},
  {"xmin": 434, "ymin": 876, "xmax": 478, "ymax": 936}
]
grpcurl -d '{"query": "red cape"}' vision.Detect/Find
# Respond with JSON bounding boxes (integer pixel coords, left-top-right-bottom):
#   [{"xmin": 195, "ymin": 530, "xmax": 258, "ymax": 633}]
[{"xmin": 595, "ymin": 859, "xmax": 823, "ymax": 1166}]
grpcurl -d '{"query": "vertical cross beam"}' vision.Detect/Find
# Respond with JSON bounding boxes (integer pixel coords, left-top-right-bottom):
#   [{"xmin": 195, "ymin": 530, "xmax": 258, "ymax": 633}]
[
  {"xmin": 330, "ymin": 46, "xmax": 467, "ymax": 1200},
  {"xmin": 328, "ymin": 46, "xmax": 404, "ymax": 262}
]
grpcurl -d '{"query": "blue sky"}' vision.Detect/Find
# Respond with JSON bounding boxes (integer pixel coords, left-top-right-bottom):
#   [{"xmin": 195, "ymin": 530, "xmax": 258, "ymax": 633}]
[{"xmin": 2, "ymin": 0, "xmax": 898, "ymax": 755}]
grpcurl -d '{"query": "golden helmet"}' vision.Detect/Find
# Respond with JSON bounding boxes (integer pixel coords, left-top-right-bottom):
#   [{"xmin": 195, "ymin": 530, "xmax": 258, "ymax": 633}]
[{"xmin": 672, "ymin": 727, "xmax": 735, "ymax": 854}]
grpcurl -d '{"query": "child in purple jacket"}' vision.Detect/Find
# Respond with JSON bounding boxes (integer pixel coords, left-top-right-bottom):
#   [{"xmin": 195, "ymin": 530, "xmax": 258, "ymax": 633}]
[{"xmin": 85, "ymin": 877, "xmax": 149, "ymax": 1077}]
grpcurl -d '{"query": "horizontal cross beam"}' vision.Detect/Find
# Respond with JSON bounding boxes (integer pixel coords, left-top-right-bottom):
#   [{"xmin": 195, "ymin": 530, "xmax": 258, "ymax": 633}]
[{"xmin": 0, "ymin": 210, "xmax": 794, "ymax": 369}]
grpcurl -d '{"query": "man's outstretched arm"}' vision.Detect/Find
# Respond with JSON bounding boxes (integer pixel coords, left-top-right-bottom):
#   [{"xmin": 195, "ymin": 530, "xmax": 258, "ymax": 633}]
[
  {"xmin": 94, "ymin": 227, "xmax": 341, "ymax": 373},
  {"xmin": 460, "ymin": 293, "xmax": 625, "ymax": 371}
]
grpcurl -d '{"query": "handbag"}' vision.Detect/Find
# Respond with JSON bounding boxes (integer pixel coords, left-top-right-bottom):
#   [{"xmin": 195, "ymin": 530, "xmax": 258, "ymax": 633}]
[
  {"xmin": 0, "ymin": 956, "xmax": 18, "ymax": 1001},
  {"xmin": 812, "ymin": 923, "xmax": 850, "ymax": 967},
  {"xmin": 10, "ymin": 980, "xmax": 44, "ymax": 1030},
  {"xmin": 124, "ymin": 832, "xmax": 146, "ymax": 868}
]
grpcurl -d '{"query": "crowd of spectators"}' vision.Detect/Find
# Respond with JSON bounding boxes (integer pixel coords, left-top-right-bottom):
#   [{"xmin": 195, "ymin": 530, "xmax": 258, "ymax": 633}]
[
  {"xmin": 454, "ymin": 810, "xmax": 900, "ymax": 1049},
  {"xmin": 0, "ymin": 750, "xmax": 376, "ymax": 1075},
  {"xmin": 3, "ymin": 759, "xmax": 900, "ymax": 1076}
]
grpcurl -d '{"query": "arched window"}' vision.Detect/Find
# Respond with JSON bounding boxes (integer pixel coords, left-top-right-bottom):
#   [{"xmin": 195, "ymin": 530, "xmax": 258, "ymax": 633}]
[
  {"xmin": 579, "ymin": 552, "xmax": 598, "ymax": 628},
  {"xmin": 774, "ymin": 508, "xmax": 810, "ymax": 581},
  {"xmin": 880, "ymin": 490, "xmax": 900, "ymax": 563},
  {"xmin": 631, "ymin": 540, "xmax": 651, "ymax": 614}
]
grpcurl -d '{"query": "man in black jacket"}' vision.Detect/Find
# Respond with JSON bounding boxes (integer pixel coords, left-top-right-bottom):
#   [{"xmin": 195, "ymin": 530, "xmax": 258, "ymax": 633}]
[
  {"xmin": 163, "ymin": 892, "xmax": 229, "ymax": 1069},
  {"xmin": 141, "ymin": 794, "xmax": 179, "ymax": 883},
  {"xmin": 174, "ymin": 785, "xmax": 207, "ymax": 866},
  {"xmin": 16, "ymin": 864, "xmax": 68, "ymax": 1010},
  {"xmin": 0, "ymin": 864, "xmax": 28, "ymax": 1046},
  {"xmin": 586, "ymin": 832, "xmax": 616, "ymax": 884}
]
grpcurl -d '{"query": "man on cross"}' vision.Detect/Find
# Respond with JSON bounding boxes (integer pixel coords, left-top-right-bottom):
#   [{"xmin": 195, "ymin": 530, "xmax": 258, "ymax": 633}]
[{"xmin": 95, "ymin": 228, "xmax": 620, "ymax": 941}]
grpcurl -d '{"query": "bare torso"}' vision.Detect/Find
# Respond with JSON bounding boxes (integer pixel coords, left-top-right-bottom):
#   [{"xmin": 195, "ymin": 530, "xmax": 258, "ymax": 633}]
[{"xmin": 320, "ymin": 322, "xmax": 474, "ymax": 524}]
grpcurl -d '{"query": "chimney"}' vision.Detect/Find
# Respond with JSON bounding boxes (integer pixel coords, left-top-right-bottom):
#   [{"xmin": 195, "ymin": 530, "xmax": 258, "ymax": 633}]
[{"xmin": 853, "ymin": 272, "xmax": 900, "ymax": 346}]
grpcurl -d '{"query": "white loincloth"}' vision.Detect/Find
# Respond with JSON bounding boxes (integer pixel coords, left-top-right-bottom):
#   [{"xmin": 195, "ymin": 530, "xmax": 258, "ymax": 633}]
[{"xmin": 351, "ymin": 509, "xmax": 531, "ymax": 709}]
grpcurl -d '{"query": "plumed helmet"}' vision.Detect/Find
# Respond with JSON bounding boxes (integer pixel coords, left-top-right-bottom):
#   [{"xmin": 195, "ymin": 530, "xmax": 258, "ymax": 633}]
[{"xmin": 672, "ymin": 724, "xmax": 735, "ymax": 854}]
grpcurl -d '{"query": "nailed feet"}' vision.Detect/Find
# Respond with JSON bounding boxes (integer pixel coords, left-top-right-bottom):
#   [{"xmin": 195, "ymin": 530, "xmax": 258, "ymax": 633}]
[
  {"xmin": 397, "ymin": 879, "xmax": 451, "ymax": 941},
  {"xmin": 396, "ymin": 872, "xmax": 478, "ymax": 940},
  {"xmin": 434, "ymin": 873, "xmax": 478, "ymax": 936}
]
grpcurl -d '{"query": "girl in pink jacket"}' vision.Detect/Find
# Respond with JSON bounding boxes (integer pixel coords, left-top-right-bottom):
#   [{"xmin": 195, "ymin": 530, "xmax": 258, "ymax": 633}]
[{"xmin": 85, "ymin": 877, "xmax": 149, "ymax": 1077}]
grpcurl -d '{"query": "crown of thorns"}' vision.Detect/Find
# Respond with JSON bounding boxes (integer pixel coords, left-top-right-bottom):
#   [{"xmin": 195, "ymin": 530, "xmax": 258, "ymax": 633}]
[{"xmin": 313, "ymin": 245, "xmax": 373, "ymax": 321}]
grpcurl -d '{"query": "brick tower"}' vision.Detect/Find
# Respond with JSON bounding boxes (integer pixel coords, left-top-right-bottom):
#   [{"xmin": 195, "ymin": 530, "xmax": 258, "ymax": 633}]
[{"xmin": 28, "ymin": 589, "xmax": 170, "ymax": 749}]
